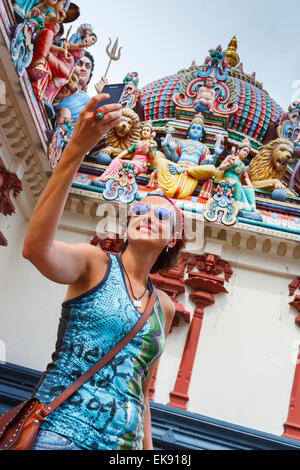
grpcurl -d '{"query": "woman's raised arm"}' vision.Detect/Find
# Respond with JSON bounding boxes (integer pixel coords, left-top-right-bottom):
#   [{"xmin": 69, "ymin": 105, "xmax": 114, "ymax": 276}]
[{"xmin": 22, "ymin": 94, "xmax": 123, "ymax": 285}]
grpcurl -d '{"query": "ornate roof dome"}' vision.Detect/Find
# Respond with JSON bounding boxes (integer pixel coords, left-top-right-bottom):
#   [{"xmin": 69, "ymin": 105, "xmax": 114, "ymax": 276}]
[{"xmin": 140, "ymin": 38, "xmax": 284, "ymax": 143}]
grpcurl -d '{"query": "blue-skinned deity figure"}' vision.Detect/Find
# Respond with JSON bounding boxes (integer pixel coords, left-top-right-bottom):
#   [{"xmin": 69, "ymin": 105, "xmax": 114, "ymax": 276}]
[
  {"xmin": 55, "ymin": 89, "xmax": 90, "ymax": 122},
  {"xmin": 155, "ymin": 114, "xmax": 224, "ymax": 199}
]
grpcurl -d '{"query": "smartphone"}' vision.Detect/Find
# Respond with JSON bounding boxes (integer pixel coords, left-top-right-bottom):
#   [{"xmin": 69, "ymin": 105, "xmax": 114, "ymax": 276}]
[{"xmin": 95, "ymin": 83, "xmax": 126, "ymax": 108}]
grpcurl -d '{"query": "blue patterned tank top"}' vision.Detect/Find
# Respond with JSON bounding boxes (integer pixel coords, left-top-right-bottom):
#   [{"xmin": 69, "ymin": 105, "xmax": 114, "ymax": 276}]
[{"xmin": 33, "ymin": 252, "xmax": 165, "ymax": 450}]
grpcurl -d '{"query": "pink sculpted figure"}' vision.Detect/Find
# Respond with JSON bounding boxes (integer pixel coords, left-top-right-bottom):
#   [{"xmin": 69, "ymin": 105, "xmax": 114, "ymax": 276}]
[
  {"xmin": 194, "ymin": 76, "xmax": 216, "ymax": 114},
  {"xmin": 99, "ymin": 123, "xmax": 157, "ymax": 182}
]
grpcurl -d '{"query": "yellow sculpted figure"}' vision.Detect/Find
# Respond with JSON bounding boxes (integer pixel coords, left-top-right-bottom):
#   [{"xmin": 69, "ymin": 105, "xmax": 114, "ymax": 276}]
[{"xmin": 155, "ymin": 114, "xmax": 224, "ymax": 199}]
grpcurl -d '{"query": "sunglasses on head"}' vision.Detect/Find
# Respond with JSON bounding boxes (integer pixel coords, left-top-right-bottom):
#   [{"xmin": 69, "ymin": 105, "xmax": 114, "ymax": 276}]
[{"xmin": 130, "ymin": 203, "xmax": 173, "ymax": 222}]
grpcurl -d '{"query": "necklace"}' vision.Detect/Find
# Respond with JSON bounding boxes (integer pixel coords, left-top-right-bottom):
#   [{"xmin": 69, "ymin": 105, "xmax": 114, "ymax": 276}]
[{"xmin": 120, "ymin": 256, "xmax": 148, "ymax": 308}]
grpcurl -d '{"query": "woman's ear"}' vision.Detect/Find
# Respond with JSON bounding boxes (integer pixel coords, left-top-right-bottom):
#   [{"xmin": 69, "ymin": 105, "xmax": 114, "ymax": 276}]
[{"xmin": 168, "ymin": 237, "xmax": 178, "ymax": 250}]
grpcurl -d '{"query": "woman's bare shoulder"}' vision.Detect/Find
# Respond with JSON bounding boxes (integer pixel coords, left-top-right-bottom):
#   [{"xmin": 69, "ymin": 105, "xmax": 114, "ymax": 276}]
[
  {"xmin": 71, "ymin": 242, "xmax": 109, "ymax": 261},
  {"xmin": 62, "ymin": 244, "xmax": 111, "ymax": 303},
  {"xmin": 72, "ymin": 243, "xmax": 111, "ymax": 274}
]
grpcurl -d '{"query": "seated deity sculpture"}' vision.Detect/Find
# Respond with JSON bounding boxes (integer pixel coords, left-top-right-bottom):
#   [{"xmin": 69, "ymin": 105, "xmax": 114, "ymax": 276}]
[
  {"xmin": 153, "ymin": 114, "xmax": 224, "ymax": 199},
  {"xmin": 194, "ymin": 77, "xmax": 216, "ymax": 114},
  {"xmin": 99, "ymin": 123, "xmax": 157, "ymax": 182},
  {"xmin": 217, "ymin": 139, "xmax": 257, "ymax": 213}
]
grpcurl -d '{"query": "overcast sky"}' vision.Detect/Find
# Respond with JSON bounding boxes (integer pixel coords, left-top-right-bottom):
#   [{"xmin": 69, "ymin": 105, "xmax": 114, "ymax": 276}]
[{"xmin": 71, "ymin": 0, "xmax": 300, "ymax": 111}]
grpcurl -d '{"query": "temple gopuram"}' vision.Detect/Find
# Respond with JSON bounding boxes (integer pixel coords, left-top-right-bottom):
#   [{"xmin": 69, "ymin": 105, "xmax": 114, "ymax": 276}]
[{"xmin": 1, "ymin": 1, "xmax": 300, "ymax": 450}]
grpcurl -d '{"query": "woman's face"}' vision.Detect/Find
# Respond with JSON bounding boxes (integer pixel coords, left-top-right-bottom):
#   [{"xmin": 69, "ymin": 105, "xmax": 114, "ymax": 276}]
[{"xmin": 126, "ymin": 196, "xmax": 177, "ymax": 250}]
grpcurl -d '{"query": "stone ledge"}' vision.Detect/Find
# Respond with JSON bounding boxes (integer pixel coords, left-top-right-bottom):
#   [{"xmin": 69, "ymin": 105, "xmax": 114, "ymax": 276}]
[{"xmin": 1, "ymin": 362, "xmax": 300, "ymax": 450}]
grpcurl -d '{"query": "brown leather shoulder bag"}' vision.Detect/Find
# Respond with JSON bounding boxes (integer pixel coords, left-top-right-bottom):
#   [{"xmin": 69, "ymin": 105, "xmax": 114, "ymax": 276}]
[{"xmin": 0, "ymin": 288, "xmax": 157, "ymax": 451}]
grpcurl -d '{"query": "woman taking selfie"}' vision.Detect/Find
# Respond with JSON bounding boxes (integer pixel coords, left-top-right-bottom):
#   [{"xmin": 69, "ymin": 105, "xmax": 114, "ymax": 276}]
[{"xmin": 20, "ymin": 93, "xmax": 185, "ymax": 451}]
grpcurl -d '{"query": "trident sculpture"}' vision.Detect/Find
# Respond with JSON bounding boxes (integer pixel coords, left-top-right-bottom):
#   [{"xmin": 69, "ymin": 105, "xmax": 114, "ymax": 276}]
[{"xmin": 104, "ymin": 38, "xmax": 122, "ymax": 78}]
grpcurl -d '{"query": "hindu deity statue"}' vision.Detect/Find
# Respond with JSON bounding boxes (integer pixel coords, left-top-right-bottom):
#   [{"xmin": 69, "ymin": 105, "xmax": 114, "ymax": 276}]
[
  {"xmin": 26, "ymin": 1, "xmax": 74, "ymax": 115},
  {"xmin": 289, "ymin": 159, "xmax": 300, "ymax": 194},
  {"xmin": 289, "ymin": 133, "xmax": 300, "ymax": 194},
  {"xmin": 12, "ymin": 0, "xmax": 57, "ymax": 22},
  {"xmin": 54, "ymin": 51, "xmax": 107, "ymax": 122},
  {"xmin": 154, "ymin": 114, "xmax": 224, "ymax": 199},
  {"xmin": 47, "ymin": 107, "xmax": 73, "ymax": 169},
  {"xmin": 194, "ymin": 76, "xmax": 216, "ymax": 114},
  {"xmin": 26, "ymin": 4, "xmax": 96, "ymax": 118},
  {"xmin": 10, "ymin": 1, "xmax": 61, "ymax": 76},
  {"xmin": 217, "ymin": 139, "xmax": 257, "ymax": 212},
  {"xmin": 121, "ymin": 72, "xmax": 140, "ymax": 110},
  {"xmin": 99, "ymin": 123, "xmax": 157, "ymax": 182},
  {"xmin": 123, "ymin": 71, "xmax": 139, "ymax": 88},
  {"xmin": 276, "ymin": 102, "xmax": 300, "ymax": 145},
  {"xmin": 47, "ymin": 51, "xmax": 107, "ymax": 166}
]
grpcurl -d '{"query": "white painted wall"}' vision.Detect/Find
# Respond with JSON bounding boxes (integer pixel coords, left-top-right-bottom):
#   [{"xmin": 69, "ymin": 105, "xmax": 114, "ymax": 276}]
[
  {"xmin": 0, "ymin": 204, "xmax": 299, "ymax": 438},
  {"xmin": 154, "ymin": 260, "xmax": 300, "ymax": 437},
  {"xmin": 0, "ymin": 207, "xmax": 90, "ymax": 370}
]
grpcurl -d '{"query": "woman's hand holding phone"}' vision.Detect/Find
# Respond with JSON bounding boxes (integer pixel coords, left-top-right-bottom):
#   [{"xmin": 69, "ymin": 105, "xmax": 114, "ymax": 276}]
[{"xmin": 67, "ymin": 93, "xmax": 123, "ymax": 159}]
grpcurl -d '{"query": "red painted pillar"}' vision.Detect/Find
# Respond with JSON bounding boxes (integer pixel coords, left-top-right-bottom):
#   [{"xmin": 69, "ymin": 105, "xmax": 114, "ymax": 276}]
[
  {"xmin": 283, "ymin": 280, "xmax": 300, "ymax": 440},
  {"xmin": 149, "ymin": 253, "xmax": 191, "ymax": 399},
  {"xmin": 167, "ymin": 254, "xmax": 233, "ymax": 410},
  {"xmin": 283, "ymin": 345, "xmax": 300, "ymax": 441},
  {"xmin": 168, "ymin": 289, "xmax": 215, "ymax": 410},
  {"xmin": 289, "ymin": 279, "xmax": 300, "ymax": 328},
  {"xmin": 290, "ymin": 297, "xmax": 300, "ymax": 327},
  {"xmin": 150, "ymin": 252, "xmax": 191, "ymax": 327}
]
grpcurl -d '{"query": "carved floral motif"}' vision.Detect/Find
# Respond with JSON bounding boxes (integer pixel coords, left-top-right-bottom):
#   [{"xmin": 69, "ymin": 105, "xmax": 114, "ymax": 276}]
[{"xmin": 0, "ymin": 166, "xmax": 22, "ymax": 217}]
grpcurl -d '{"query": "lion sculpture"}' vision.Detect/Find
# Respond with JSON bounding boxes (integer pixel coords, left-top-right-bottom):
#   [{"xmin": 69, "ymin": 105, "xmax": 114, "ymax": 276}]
[
  {"xmin": 249, "ymin": 138, "xmax": 295, "ymax": 197},
  {"xmin": 101, "ymin": 108, "xmax": 142, "ymax": 158}
]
